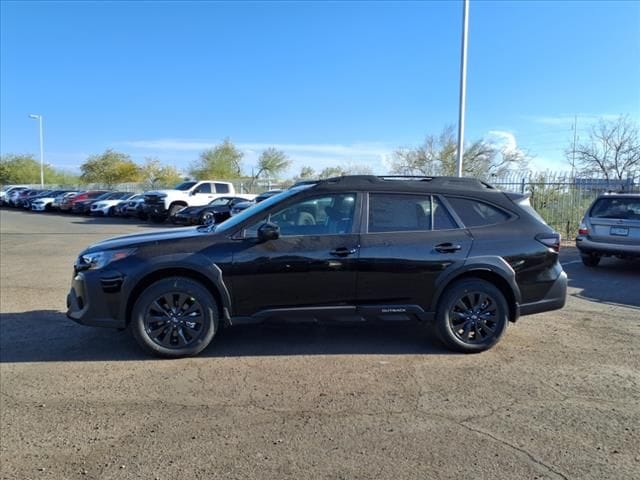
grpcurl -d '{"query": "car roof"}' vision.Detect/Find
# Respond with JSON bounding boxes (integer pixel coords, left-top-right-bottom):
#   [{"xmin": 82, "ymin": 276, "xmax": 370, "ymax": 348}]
[{"xmin": 305, "ymin": 175, "xmax": 500, "ymax": 194}]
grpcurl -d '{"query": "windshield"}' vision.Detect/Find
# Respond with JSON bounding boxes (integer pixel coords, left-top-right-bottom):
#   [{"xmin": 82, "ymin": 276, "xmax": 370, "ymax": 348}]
[
  {"xmin": 215, "ymin": 185, "xmax": 313, "ymax": 233},
  {"xmin": 174, "ymin": 181, "xmax": 197, "ymax": 191},
  {"xmin": 208, "ymin": 197, "xmax": 231, "ymax": 206},
  {"xmin": 591, "ymin": 197, "xmax": 640, "ymax": 220}
]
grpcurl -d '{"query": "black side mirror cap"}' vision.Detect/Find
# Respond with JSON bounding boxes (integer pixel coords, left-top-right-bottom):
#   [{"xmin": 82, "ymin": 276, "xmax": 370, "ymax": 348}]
[{"xmin": 257, "ymin": 222, "xmax": 280, "ymax": 242}]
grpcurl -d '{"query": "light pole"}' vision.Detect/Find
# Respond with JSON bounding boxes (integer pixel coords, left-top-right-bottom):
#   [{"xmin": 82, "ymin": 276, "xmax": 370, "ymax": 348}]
[
  {"xmin": 455, "ymin": 0, "xmax": 469, "ymax": 177},
  {"xmin": 29, "ymin": 114, "xmax": 44, "ymax": 188}
]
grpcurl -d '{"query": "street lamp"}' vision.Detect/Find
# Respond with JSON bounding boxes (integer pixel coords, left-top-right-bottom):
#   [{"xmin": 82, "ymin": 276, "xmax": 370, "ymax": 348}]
[
  {"xmin": 455, "ymin": 0, "xmax": 469, "ymax": 177},
  {"xmin": 28, "ymin": 114, "xmax": 44, "ymax": 188}
]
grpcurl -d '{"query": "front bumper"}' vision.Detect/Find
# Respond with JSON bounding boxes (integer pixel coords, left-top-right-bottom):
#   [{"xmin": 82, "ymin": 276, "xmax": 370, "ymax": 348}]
[
  {"xmin": 66, "ymin": 270, "xmax": 127, "ymax": 329},
  {"xmin": 172, "ymin": 214, "xmax": 198, "ymax": 225},
  {"xmin": 576, "ymin": 236, "xmax": 640, "ymax": 257},
  {"xmin": 31, "ymin": 204, "xmax": 46, "ymax": 211},
  {"xmin": 519, "ymin": 270, "xmax": 567, "ymax": 316}
]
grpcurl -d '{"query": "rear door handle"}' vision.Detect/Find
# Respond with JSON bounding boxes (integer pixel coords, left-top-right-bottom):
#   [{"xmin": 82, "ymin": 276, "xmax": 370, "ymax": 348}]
[
  {"xmin": 330, "ymin": 247, "xmax": 358, "ymax": 257},
  {"xmin": 434, "ymin": 243, "xmax": 462, "ymax": 253}
]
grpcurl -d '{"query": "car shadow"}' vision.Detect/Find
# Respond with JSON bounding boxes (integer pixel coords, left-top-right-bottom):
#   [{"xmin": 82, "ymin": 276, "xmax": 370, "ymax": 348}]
[
  {"xmin": 0, "ymin": 310, "xmax": 451, "ymax": 363},
  {"xmin": 563, "ymin": 251, "xmax": 640, "ymax": 309},
  {"xmin": 70, "ymin": 216, "xmax": 177, "ymax": 228}
]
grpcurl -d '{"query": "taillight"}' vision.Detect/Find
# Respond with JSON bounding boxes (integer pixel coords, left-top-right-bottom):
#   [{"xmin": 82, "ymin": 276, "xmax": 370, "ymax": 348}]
[
  {"xmin": 578, "ymin": 221, "xmax": 588, "ymax": 235},
  {"xmin": 536, "ymin": 233, "xmax": 561, "ymax": 252}
]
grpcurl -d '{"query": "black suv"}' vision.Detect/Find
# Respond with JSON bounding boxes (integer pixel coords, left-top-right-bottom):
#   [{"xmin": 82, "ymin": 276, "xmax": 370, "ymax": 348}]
[{"xmin": 67, "ymin": 176, "xmax": 567, "ymax": 357}]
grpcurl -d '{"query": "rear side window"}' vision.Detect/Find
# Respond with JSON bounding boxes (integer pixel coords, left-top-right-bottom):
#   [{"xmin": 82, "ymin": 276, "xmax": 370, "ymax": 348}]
[
  {"xmin": 369, "ymin": 194, "xmax": 432, "ymax": 232},
  {"xmin": 215, "ymin": 183, "xmax": 231, "ymax": 194},
  {"xmin": 590, "ymin": 198, "xmax": 640, "ymax": 220},
  {"xmin": 446, "ymin": 196, "xmax": 510, "ymax": 227}
]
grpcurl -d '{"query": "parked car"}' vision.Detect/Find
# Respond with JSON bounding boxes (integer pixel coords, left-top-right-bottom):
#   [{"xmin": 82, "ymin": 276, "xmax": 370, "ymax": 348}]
[
  {"xmin": 114, "ymin": 194, "xmax": 143, "ymax": 217},
  {"xmin": 229, "ymin": 189, "xmax": 283, "ymax": 216},
  {"xmin": 67, "ymin": 175, "xmax": 567, "ymax": 358},
  {"xmin": 70, "ymin": 191, "xmax": 111, "ymax": 214},
  {"xmin": 6, "ymin": 187, "xmax": 33, "ymax": 207},
  {"xmin": 576, "ymin": 193, "xmax": 640, "ymax": 266},
  {"xmin": 170, "ymin": 196, "xmax": 253, "ymax": 226},
  {"xmin": 27, "ymin": 190, "xmax": 70, "ymax": 211},
  {"xmin": 15, "ymin": 189, "xmax": 47, "ymax": 208},
  {"xmin": 55, "ymin": 192, "xmax": 81, "ymax": 212},
  {"xmin": 120, "ymin": 194, "xmax": 147, "ymax": 219},
  {"xmin": 0, "ymin": 186, "xmax": 28, "ymax": 206},
  {"xmin": 90, "ymin": 192, "xmax": 137, "ymax": 216},
  {"xmin": 142, "ymin": 180, "xmax": 254, "ymax": 223}
]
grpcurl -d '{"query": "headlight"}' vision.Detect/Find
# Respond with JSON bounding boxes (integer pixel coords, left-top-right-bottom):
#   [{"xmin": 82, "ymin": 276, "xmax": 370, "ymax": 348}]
[
  {"xmin": 96, "ymin": 203, "xmax": 106, "ymax": 208},
  {"xmin": 78, "ymin": 249, "xmax": 136, "ymax": 271}
]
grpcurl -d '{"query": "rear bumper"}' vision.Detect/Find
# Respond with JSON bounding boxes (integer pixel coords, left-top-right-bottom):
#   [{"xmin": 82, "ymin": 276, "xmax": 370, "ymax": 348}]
[
  {"xmin": 519, "ymin": 271, "xmax": 567, "ymax": 316},
  {"xmin": 576, "ymin": 237, "xmax": 640, "ymax": 257}
]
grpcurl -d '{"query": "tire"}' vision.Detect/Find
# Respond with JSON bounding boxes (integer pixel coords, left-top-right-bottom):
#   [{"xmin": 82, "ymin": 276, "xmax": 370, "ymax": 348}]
[
  {"xmin": 130, "ymin": 277, "xmax": 219, "ymax": 358},
  {"xmin": 435, "ymin": 279, "xmax": 509, "ymax": 353},
  {"xmin": 169, "ymin": 204, "xmax": 185, "ymax": 217},
  {"xmin": 581, "ymin": 254, "xmax": 600, "ymax": 267},
  {"xmin": 107, "ymin": 206, "xmax": 115, "ymax": 217},
  {"xmin": 200, "ymin": 211, "xmax": 215, "ymax": 226}
]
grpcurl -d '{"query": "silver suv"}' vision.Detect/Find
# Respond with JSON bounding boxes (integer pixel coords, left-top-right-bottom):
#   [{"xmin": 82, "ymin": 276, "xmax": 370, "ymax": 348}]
[{"xmin": 576, "ymin": 193, "xmax": 640, "ymax": 266}]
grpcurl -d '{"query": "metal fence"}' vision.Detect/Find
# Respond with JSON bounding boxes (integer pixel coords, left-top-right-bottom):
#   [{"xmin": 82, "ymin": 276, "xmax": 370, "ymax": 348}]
[{"xmin": 485, "ymin": 171, "xmax": 639, "ymax": 238}]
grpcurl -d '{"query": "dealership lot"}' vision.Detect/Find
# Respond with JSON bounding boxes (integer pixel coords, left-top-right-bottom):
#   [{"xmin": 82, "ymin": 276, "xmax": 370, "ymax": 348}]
[{"xmin": 1, "ymin": 209, "xmax": 638, "ymax": 480}]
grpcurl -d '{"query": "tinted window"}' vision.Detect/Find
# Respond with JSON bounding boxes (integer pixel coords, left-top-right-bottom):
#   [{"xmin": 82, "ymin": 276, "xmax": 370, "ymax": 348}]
[
  {"xmin": 369, "ymin": 194, "xmax": 431, "ymax": 232},
  {"xmin": 433, "ymin": 196, "xmax": 457, "ymax": 230},
  {"xmin": 195, "ymin": 183, "xmax": 212, "ymax": 194},
  {"xmin": 175, "ymin": 182, "xmax": 197, "ymax": 191},
  {"xmin": 215, "ymin": 183, "xmax": 231, "ymax": 194},
  {"xmin": 591, "ymin": 197, "xmax": 640, "ymax": 220},
  {"xmin": 446, "ymin": 197, "xmax": 510, "ymax": 227},
  {"xmin": 246, "ymin": 193, "xmax": 356, "ymax": 237}
]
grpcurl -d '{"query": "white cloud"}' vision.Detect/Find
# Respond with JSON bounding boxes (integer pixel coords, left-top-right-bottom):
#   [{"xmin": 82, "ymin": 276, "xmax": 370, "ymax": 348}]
[{"xmin": 487, "ymin": 130, "xmax": 518, "ymax": 155}]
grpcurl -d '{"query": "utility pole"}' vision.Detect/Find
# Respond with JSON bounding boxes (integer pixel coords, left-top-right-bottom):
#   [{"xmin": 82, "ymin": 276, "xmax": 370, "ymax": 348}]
[
  {"xmin": 571, "ymin": 114, "xmax": 578, "ymax": 179},
  {"xmin": 456, "ymin": 0, "xmax": 470, "ymax": 177},
  {"xmin": 29, "ymin": 114, "xmax": 45, "ymax": 188}
]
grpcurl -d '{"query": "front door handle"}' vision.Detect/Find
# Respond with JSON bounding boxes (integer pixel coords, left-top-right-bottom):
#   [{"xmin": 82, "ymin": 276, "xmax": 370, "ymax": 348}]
[
  {"xmin": 434, "ymin": 243, "xmax": 462, "ymax": 253},
  {"xmin": 330, "ymin": 247, "xmax": 358, "ymax": 257}
]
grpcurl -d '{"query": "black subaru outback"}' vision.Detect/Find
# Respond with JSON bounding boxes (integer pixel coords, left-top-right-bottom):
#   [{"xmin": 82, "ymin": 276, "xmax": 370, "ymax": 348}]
[{"xmin": 67, "ymin": 176, "xmax": 567, "ymax": 357}]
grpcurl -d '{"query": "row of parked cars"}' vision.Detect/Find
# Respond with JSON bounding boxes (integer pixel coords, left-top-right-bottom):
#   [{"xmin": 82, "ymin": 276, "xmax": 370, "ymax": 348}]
[{"xmin": 0, "ymin": 184, "xmax": 283, "ymax": 226}]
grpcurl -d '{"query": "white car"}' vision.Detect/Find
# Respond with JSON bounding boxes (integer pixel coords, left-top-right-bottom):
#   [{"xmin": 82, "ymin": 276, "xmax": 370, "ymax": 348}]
[
  {"xmin": 90, "ymin": 192, "xmax": 137, "ymax": 216},
  {"xmin": 0, "ymin": 185, "xmax": 28, "ymax": 206},
  {"xmin": 31, "ymin": 190, "xmax": 74, "ymax": 212}
]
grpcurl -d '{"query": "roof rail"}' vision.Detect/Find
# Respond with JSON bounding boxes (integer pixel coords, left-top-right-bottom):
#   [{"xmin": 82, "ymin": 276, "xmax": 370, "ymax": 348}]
[{"xmin": 319, "ymin": 174, "xmax": 496, "ymax": 190}]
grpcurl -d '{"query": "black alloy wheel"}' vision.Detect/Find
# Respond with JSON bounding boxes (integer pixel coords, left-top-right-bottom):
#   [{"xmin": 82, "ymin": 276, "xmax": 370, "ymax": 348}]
[
  {"xmin": 131, "ymin": 277, "xmax": 218, "ymax": 357},
  {"xmin": 435, "ymin": 279, "xmax": 508, "ymax": 353},
  {"xmin": 200, "ymin": 211, "xmax": 215, "ymax": 226}
]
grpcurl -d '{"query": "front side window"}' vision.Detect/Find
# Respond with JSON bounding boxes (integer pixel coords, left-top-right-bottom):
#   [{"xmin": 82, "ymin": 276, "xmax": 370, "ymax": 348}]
[
  {"xmin": 195, "ymin": 183, "xmax": 212, "ymax": 194},
  {"xmin": 446, "ymin": 196, "xmax": 510, "ymax": 227},
  {"xmin": 245, "ymin": 193, "xmax": 356, "ymax": 237}
]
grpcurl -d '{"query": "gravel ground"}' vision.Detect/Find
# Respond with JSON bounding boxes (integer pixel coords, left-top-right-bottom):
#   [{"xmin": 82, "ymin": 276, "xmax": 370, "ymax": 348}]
[{"xmin": 1, "ymin": 208, "xmax": 639, "ymax": 480}]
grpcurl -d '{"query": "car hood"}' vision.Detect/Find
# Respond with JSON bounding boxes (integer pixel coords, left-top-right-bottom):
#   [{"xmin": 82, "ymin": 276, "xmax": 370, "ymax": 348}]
[{"xmin": 82, "ymin": 226, "xmax": 211, "ymax": 254}]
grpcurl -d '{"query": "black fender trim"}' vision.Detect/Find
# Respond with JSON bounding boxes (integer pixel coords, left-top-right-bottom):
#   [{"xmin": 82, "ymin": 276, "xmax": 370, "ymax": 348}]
[
  {"xmin": 121, "ymin": 253, "xmax": 232, "ymax": 322},
  {"xmin": 429, "ymin": 256, "xmax": 522, "ymax": 320}
]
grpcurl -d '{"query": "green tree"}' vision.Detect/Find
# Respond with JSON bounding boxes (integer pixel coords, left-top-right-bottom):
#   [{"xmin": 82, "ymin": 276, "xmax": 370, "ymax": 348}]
[
  {"xmin": 80, "ymin": 149, "xmax": 140, "ymax": 187},
  {"xmin": 138, "ymin": 157, "xmax": 183, "ymax": 190},
  {"xmin": 297, "ymin": 166, "xmax": 316, "ymax": 179},
  {"xmin": 190, "ymin": 138, "xmax": 243, "ymax": 179},
  {"xmin": 0, "ymin": 153, "xmax": 79, "ymax": 185},
  {"xmin": 250, "ymin": 148, "xmax": 291, "ymax": 189}
]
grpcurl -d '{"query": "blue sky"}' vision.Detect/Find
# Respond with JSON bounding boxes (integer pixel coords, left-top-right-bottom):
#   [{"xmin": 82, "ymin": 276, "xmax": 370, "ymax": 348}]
[{"xmin": 1, "ymin": 0, "xmax": 639, "ymax": 177}]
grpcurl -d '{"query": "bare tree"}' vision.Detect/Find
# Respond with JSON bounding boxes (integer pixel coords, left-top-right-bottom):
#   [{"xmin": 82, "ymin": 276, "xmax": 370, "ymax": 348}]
[
  {"xmin": 390, "ymin": 125, "xmax": 528, "ymax": 178},
  {"xmin": 569, "ymin": 116, "xmax": 640, "ymax": 182}
]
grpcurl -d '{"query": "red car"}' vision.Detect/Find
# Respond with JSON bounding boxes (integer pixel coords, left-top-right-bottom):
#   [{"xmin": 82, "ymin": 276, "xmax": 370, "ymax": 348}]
[{"xmin": 60, "ymin": 191, "xmax": 110, "ymax": 213}]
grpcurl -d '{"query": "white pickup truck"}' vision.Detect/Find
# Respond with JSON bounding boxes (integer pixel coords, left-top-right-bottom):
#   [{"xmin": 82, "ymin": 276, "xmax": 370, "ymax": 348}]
[{"xmin": 143, "ymin": 180, "xmax": 254, "ymax": 222}]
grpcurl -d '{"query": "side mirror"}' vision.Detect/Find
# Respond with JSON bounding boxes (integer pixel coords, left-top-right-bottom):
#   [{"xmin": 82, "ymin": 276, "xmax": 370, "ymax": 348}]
[
  {"xmin": 189, "ymin": 190, "xmax": 196, "ymax": 196},
  {"xmin": 257, "ymin": 222, "xmax": 280, "ymax": 243}
]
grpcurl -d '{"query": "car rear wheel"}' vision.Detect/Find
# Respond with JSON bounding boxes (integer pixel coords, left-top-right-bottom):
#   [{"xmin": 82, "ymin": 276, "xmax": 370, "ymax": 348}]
[
  {"xmin": 435, "ymin": 279, "xmax": 508, "ymax": 353},
  {"xmin": 581, "ymin": 254, "xmax": 600, "ymax": 267},
  {"xmin": 130, "ymin": 277, "xmax": 218, "ymax": 358}
]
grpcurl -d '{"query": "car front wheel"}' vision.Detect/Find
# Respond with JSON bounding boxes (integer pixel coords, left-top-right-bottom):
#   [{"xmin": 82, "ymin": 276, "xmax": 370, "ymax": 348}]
[
  {"xmin": 435, "ymin": 279, "xmax": 508, "ymax": 353},
  {"xmin": 130, "ymin": 277, "xmax": 219, "ymax": 357}
]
